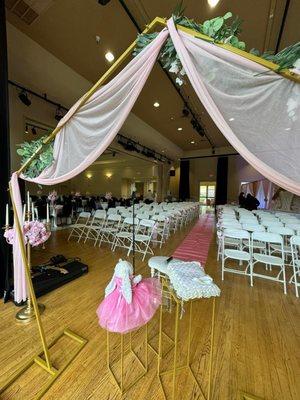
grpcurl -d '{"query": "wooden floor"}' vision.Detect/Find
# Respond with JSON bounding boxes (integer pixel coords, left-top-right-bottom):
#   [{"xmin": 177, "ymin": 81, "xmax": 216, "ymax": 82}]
[{"xmin": 0, "ymin": 217, "xmax": 299, "ymax": 400}]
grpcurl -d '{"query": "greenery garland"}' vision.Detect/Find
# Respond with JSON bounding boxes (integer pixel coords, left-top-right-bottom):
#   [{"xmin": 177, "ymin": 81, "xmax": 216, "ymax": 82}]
[
  {"xmin": 17, "ymin": 136, "xmax": 53, "ymax": 178},
  {"xmin": 133, "ymin": 11, "xmax": 300, "ymax": 85}
]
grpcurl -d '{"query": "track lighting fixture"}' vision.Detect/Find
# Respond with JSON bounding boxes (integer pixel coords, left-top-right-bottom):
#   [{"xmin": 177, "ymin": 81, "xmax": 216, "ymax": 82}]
[
  {"xmin": 55, "ymin": 106, "xmax": 64, "ymax": 121},
  {"xmin": 18, "ymin": 90, "xmax": 31, "ymax": 106},
  {"xmin": 98, "ymin": 0, "xmax": 111, "ymax": 5},
  {"xmin": 191, "ymin": 118, "xmax": 205, "ymax": 137},
  {"xmin": 25, "ymin": 124, "xmax": 28, "ymax": 134},
  {"xmin": 212, "ymin": 147, "xmax": 216, "ymax": 155},
  {"xmin": 182, "ymin": 107, "xmax": 189, "ymax": 117},
  {"xmin": 31, "ymin": 127, "xmax": 37, "ymax": 135}
]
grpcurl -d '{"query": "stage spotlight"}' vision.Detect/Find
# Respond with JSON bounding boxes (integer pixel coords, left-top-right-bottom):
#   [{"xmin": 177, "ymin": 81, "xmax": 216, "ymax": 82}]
[
  {"xmin": 182, "ymin": 108, "xmax": 189, "ymax": 117},
  {"xmin": 31, "ymin": 127, "xmax": 37, "ymax": 135},
  {"xmin": 25, "ymin": 124, "xmax": 28, "ymax": 134},
  {"xmin": 18, "ymin": 90, "xmax": 31, "ymax": 106}
]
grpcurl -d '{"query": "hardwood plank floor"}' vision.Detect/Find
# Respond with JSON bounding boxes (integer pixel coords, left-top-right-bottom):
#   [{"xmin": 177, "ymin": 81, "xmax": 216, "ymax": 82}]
[{"xmin": 0, "ymin": 218, "xmax": 299, "ymax": 400}]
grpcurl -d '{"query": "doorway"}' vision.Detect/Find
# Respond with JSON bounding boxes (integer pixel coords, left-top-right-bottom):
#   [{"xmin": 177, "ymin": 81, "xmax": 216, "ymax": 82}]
[{"xmin": 199, "ymin": 182, "xmax": 216, "ymax": 206}]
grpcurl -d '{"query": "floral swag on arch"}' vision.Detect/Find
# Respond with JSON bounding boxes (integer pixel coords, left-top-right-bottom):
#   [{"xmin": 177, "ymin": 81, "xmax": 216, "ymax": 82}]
[{"xmin": 9, "ymin": 14, "xmax": 300, "ymax": 303}]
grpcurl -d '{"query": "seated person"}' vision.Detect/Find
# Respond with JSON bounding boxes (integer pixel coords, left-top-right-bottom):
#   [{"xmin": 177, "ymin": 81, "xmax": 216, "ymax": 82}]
[{"xmin": 245, "ymin": 193, "xmax": 260, "ymax": 211}]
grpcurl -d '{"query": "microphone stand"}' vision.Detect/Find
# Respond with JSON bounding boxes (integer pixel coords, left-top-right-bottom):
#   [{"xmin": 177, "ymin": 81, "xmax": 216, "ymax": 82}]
[{"xmin": 131, "ymin": 191, "xmax": 136, "ymax": 274}]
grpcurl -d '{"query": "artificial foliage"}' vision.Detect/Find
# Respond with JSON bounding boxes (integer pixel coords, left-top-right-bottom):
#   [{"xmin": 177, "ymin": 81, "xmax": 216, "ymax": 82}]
[
  {"xmin": 133, "ymin": 11, "xmax": 300, "ymax": 84},
  {"xmin": 17, "ymin": 136, "xmax": 53, "ymax": 178}
]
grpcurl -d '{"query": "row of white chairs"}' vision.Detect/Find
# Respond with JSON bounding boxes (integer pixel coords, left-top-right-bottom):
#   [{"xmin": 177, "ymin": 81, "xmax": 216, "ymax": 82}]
[
  {"xmin": 220, "ymin": 228, "xmax": 300, "ymax": 297},
  {"xmin": 68, "ymin": 203, "xmax": 199, "ymax": 261}
]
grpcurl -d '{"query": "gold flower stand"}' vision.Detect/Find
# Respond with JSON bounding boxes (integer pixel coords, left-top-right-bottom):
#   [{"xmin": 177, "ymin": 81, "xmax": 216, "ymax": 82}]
[
  {"xmin": 106, "ymin": 325, "xmax": 148, "ymax": 395},
  {"xmin": 156, "ymin": 278, "xmax": 216, "ymax": 400}
]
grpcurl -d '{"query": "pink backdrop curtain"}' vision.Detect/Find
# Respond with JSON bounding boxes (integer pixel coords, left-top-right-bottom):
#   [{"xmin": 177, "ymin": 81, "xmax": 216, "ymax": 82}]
[{"xmin": 10, "ymin": 18, "xmax": 300, "ymax": 302}]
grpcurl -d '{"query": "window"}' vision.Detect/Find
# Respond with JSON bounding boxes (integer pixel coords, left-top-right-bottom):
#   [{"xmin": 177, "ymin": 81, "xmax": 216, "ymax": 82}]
[{"xmin": 199, "ymin": 182, "xmax": 216, "ymax": 205}]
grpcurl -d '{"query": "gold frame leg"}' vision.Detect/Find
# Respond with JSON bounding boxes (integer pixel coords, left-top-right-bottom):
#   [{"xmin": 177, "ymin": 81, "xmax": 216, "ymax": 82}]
[
  {"xmin": 157, "ymin": 279, "xmax": 217, "ymax": 400},
  {"xmin": 0, "ymin": 329, "xmax": 87, "ymax": 400},
  {"xmin": 2, "ymin": 184, "xmax": 88, "ymax": 399},
  {"xmin": 107, "ymin": 325, "xmax": 148, "ymax": 395},
  {"xmin": 240, "ymin": 392, "xmax": 264, "ymax": 400}
]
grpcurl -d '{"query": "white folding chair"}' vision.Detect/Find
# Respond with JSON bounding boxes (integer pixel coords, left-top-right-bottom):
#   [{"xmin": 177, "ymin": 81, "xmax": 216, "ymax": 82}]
[
  {"xmin": 84, "ymin": 210, "xmax": 107, "ymax": 246},
  {"xmin": 98, "ymin": 214, "xmax": 121, "ymax": 248},
  {"xmin": 112, "ymin": 217, "xmax": 140, "ymax": 252},
  {"xmin": 127, "ymin": 219, "xmax": 156, "ymax": 261},
  {"xmin": 221, "ymin": 229, "xmax": 252, "ymax": 283},
  {"xmin": 151, "ymin": 214, "xmax": 170, "ymax": 248},
  {"xmin": 268, "ymin": 226, "xmax": 294, "ymax": 260},
  {"xmin": 290, "ymin": 235, "xmax": 300, "ymax": 297},
  {"xmin": 107, "ymin": 208, "xmax": 118, "ymax": 215},
  {"xmin": 251, "ymin": 231, "xmax": 286, "ymax": 293},
  {"xmin": 67, "ymin": 211, "xmax": 91, "ymax": 242}
]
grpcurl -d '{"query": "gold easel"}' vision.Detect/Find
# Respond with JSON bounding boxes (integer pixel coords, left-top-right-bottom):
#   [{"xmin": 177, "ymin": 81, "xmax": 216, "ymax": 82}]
[
  {"xmin": 0, "ymin": 184, "xmax": 88, "ymax": 399},
  {"xmin": 106, "ymin": 326, "xmax": 148, "ymax": 395},
  {"xmin": 157, "ymin": 278, "xmax": 216, "ymax": 400}
]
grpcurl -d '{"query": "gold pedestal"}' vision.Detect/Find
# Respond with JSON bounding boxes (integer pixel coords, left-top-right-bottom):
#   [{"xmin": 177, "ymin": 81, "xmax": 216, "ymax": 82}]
[
  {"xmin": 16, "ymin": 302, "xmax": 45, "ymax": 323},
  {"xmin": 106, "ymin": 326, "xmax": 148, "ymax": 395},
  {"xmin": 157, "ymin": 278, "xmax": 216, "ymax": 400}
]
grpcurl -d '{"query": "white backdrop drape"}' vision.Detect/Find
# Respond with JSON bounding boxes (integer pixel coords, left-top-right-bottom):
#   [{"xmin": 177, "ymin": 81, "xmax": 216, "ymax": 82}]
[{"xmin": 11, "ymin": 18, "xmax": 300, "ymax": 302}]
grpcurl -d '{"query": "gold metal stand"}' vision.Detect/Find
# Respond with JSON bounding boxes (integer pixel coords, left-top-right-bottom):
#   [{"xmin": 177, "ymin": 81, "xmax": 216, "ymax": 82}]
[
  {"xmin": 0, "ymin": 184, "xmax": 88, "ymax": 399},
  {"xmin": 106, "ymin": 325, "xmax": 148, "ymax": 395},
  {"xmin": 157, "ymin": 279, "xmax": 216, "ymax": 400},
  {"xmin": 16, "ymin": 226, "xmax": 46, "ymax": 323}
]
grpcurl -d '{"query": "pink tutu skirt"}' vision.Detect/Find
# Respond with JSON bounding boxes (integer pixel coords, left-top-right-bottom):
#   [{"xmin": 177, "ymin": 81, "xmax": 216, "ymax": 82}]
[{"xmin": 97, "ymin": 277, "xmax": 161, "ymax": 334}]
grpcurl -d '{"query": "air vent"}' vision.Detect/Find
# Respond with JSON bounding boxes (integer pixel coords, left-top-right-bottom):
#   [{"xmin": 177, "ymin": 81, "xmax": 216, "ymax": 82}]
[{"xmin": 5, "ymin": 0, "xmax": 54, "ymax": 25}]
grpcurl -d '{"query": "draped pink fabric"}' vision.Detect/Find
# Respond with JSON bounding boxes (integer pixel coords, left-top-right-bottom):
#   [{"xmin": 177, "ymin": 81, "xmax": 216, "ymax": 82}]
[
  {"xmin": 167, "ymin": 18, "xmax": 300, "ymax": 196},
  {"xmin": 10, "ymin": 29, "xmax": 168, "ymax": 302}
]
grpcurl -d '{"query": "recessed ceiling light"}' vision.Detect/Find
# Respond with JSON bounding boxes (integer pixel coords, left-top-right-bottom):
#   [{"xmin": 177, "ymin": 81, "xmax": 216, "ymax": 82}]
[
  {"xmin": 170, "ymin": 116, "xmax": 174, "ymax": 120},
  {"xmin": 208, "ymin": 0, "xmax": 220, "ymax": 8},
  {"xmin": 153, "ymin": 102, "xmax": 160, "ymax": 108},
  {"xmin": 177, "ymin": 127, "xmax": 183, "ymax": 131},
  {"xmin": 229, "ymin": 117, "xmax": 235, "ymax": 121},
  {"xmin": 105, "ymin": 51, "xmax": 114, "ymax": 62},
  {"xmin": 191, "ymin": 140, "xmax": 195, "ymax": 144},
  {"xmin": 162, "ymin": 150, "xmax": 165, "ymax": 153}
]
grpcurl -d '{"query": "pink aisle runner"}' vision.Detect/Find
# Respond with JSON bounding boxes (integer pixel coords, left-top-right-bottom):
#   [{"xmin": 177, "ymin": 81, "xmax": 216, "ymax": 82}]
[{"xmin": 172, "ymin": 213, "xmax": 215, "ymax": 267}]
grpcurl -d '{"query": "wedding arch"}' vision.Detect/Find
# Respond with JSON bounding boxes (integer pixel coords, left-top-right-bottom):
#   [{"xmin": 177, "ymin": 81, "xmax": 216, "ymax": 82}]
[
  {"xmin": 9, "ymin": 16, "xmax": 300, "ymax": 304},
  {"xmin": 2, "ymin": 14, "xmax": 299, "ymax": 398}
]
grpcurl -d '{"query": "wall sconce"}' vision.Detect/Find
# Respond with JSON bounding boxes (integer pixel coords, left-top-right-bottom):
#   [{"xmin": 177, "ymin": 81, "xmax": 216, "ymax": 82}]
[
  {"xmin": 86, "ymin": 172, "xmax": 93, "ymax": 179},
  {"xmin": 105, "ymin": 172, "xmax": 113, "ymax": 179}
]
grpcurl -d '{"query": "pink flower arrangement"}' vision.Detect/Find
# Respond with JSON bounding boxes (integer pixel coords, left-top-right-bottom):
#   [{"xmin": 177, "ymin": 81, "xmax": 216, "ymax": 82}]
[
  {"xmin": 105, "ymin": 192, "xmax": 112, "ymax": 200},
  {"xmin": 48, "ymin": 190, "xmax": 58, "ymax": 204},
  {"xmin": 4, "ymin": 221, "xmax": 51, "ymax": 247}
]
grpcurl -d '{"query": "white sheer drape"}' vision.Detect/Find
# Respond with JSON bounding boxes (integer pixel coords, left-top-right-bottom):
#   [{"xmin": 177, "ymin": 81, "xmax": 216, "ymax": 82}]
[{"xmin": 167, "ymin": 19, "xmax": 300, "ymax": 195}]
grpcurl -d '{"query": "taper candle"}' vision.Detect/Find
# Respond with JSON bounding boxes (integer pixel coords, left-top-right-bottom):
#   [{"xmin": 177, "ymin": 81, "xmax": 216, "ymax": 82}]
[
  {"xmin": 27, "ymin": 191, "xmax": 30, "ymax": 209},
  {"xmin": 22, "ymin": 204, "xmax": 26, "ymax": 223},
  {"xmin": 46, "ymin": 203, "xmax": 49, "ymax": 223},
  {"xmin": 32, "ymin": 202, "xmax": 35, "ymax": 221},
  {"xmin": 5, "ymin": 204, "xmax": 9, "ymax": 226}
]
